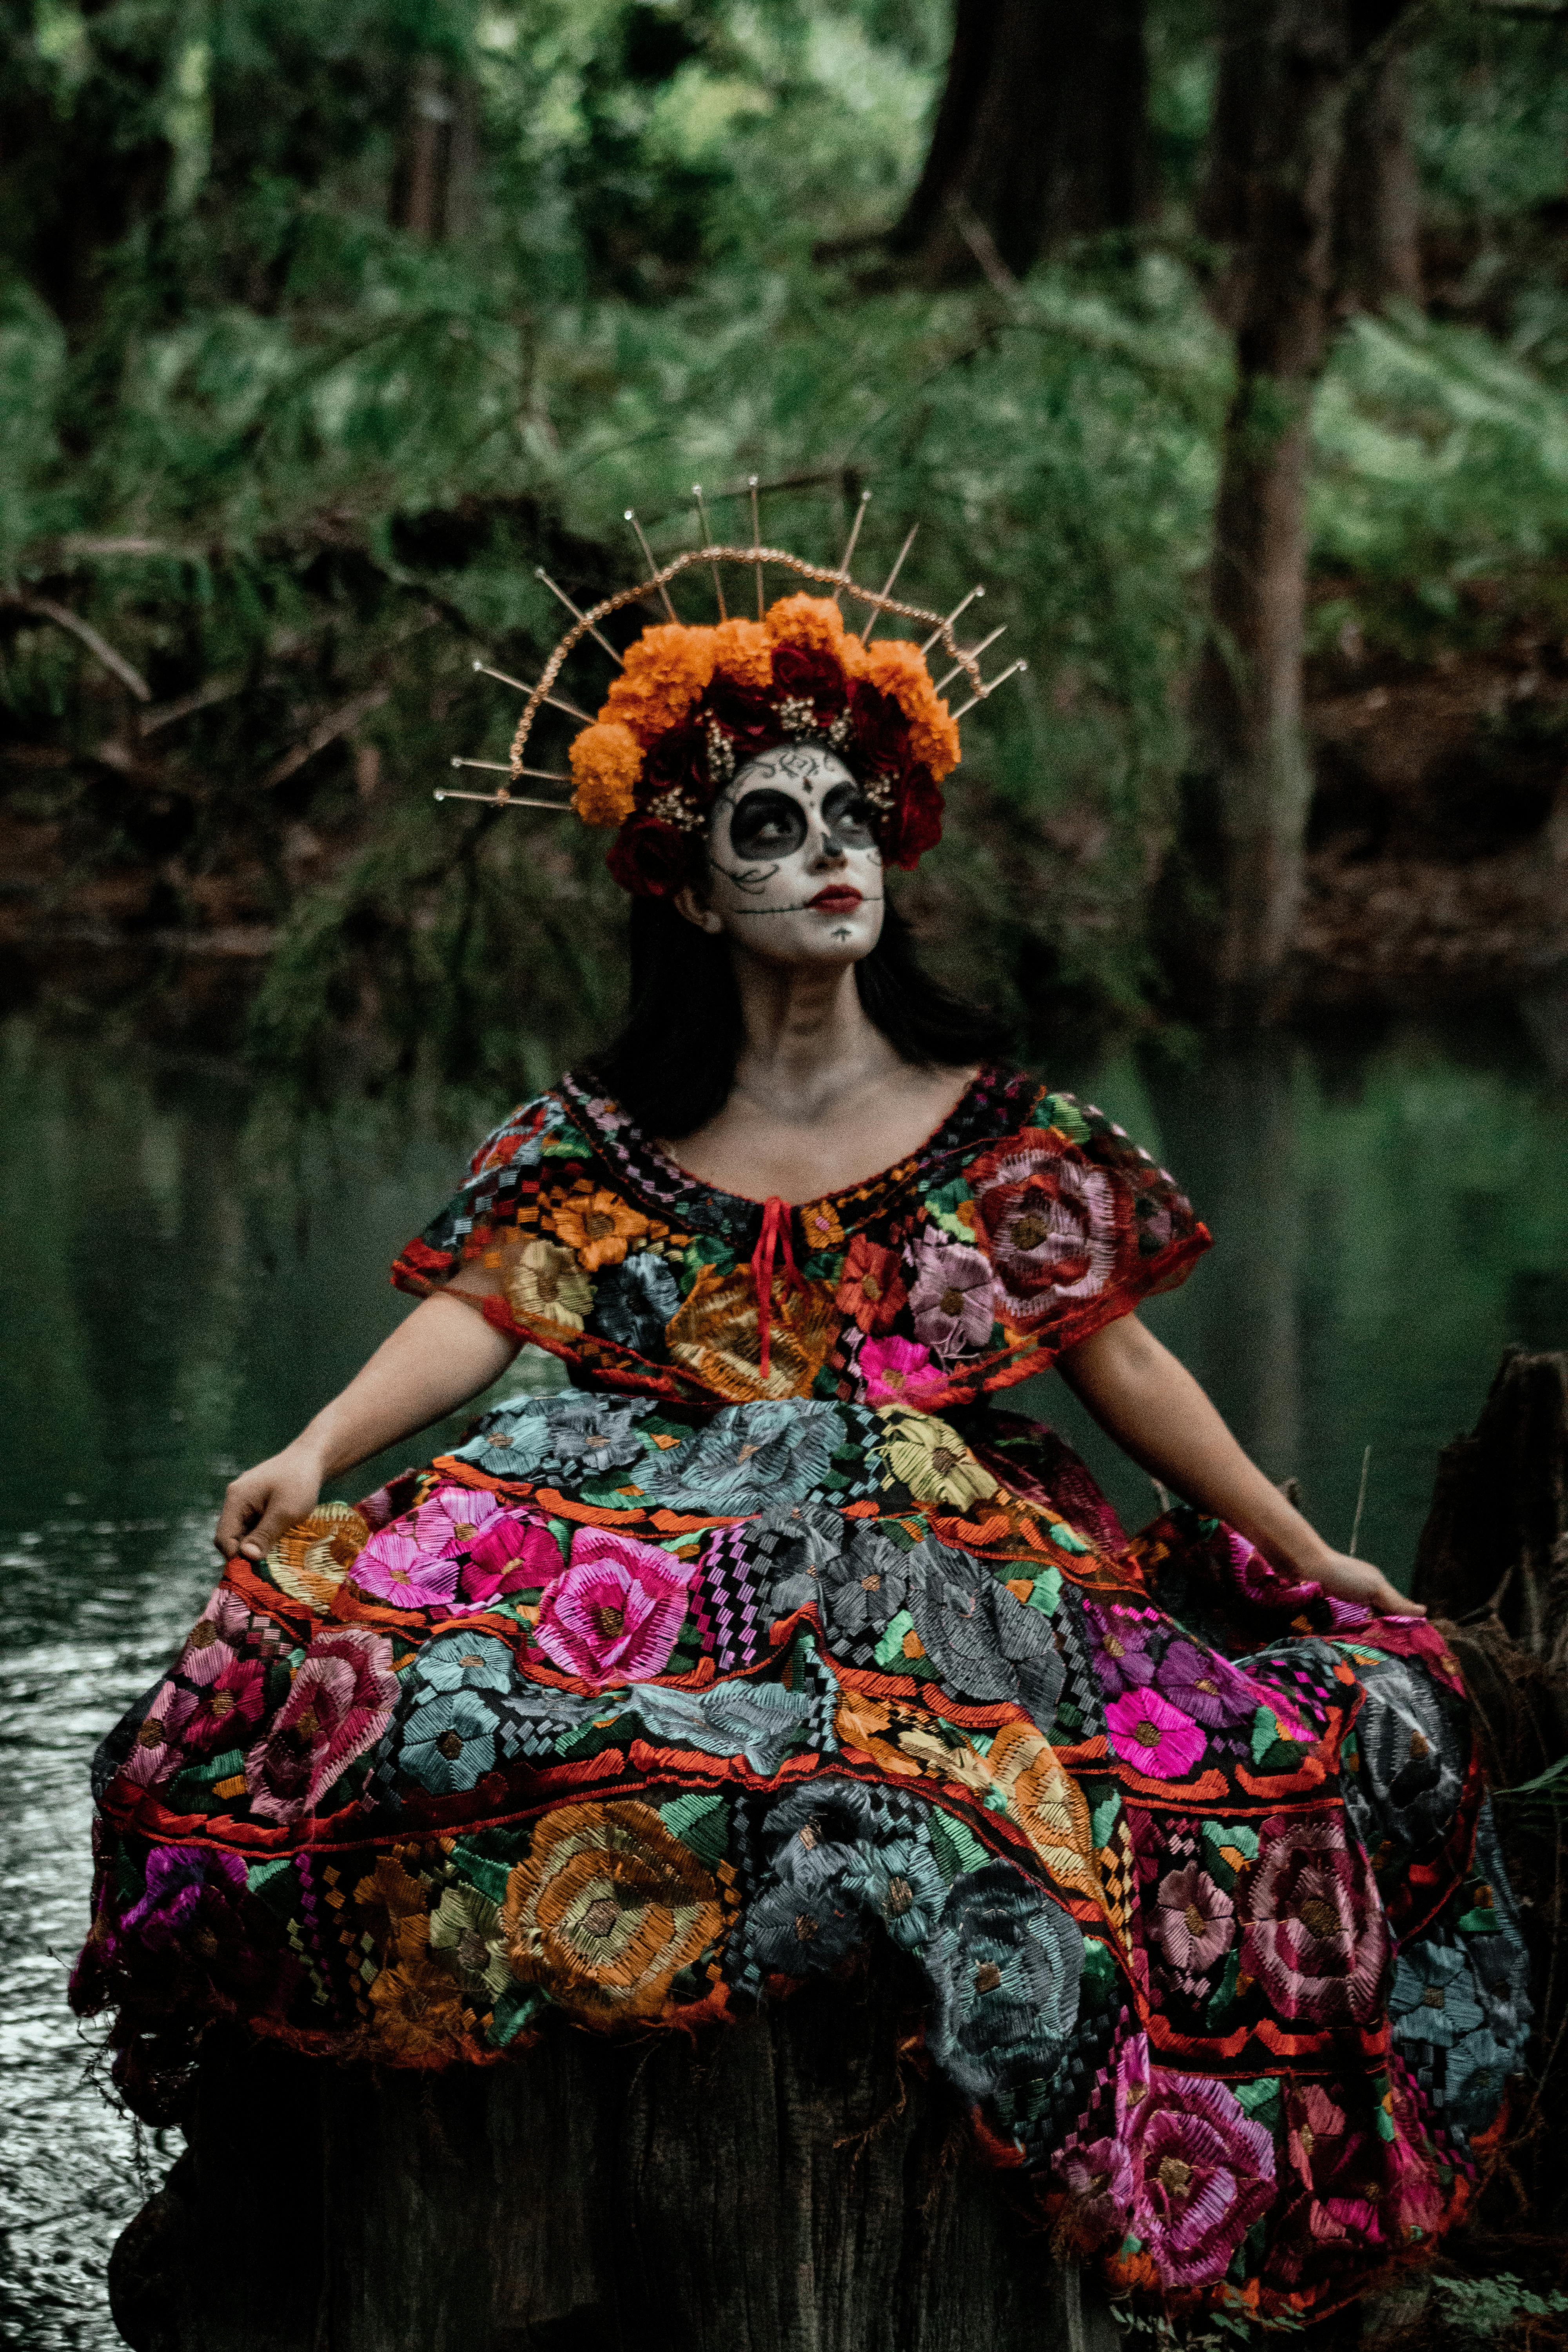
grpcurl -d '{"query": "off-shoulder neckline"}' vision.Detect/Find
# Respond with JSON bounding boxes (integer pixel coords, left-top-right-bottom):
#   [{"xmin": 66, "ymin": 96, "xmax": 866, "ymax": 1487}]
[{"xmin": 557, "ymin": 1062, "xmax": 1040, "ymax": 1234}]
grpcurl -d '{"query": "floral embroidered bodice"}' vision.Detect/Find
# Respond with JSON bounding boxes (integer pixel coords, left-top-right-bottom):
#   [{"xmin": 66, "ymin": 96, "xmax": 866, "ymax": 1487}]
[{"xmin": 392, "ymin": 1065, "xmax": 1210, "ymax": 1410}]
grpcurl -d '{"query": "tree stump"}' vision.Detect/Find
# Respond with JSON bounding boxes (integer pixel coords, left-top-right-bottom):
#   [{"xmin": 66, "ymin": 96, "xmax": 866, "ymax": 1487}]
[
  {"xmin": 1410, "ymin": 1347, "xmax": 1568, "ymax": 2235},
  {"xmin": 108, "ymin": 1959, "xmax": 1118, "ymax": 2352}
]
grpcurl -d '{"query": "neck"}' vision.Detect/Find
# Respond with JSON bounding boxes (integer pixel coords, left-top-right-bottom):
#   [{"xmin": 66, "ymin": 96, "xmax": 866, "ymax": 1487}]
[{"xmin": 726, "ymin": 948, "xmax": 899, "ymax": 1124}]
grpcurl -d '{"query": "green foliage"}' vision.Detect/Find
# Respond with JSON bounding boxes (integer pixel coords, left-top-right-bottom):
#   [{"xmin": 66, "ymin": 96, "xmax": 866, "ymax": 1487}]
[
  {"xmin": 2, "ymin": 0, "xmax": 1568, "ymax": 1090},
  {"xmin": 1429, "ymin": 2273, "xmax": 1568, "ymax": 2345}
]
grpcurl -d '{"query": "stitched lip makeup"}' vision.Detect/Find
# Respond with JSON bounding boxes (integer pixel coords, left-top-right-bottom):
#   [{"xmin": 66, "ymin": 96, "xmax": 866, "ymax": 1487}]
[{"xmin": 808, "ymin": 885, "xmax": 863, "ymax": 913}]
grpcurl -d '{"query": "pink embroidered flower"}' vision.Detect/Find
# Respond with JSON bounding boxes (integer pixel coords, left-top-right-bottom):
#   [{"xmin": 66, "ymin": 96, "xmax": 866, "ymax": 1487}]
[
  {"xmin": 1240, "ymin": 1812, "xmax": 1388, "ymax": 2025},
  {"xmin": 349, "ymin": 1528, "xmax": 460, "ymax": 1610},
  {"xmin": 907, "ymin": 1232, "xmax": 995, "ymax": 1357},
  {"xmin": 1286, "ymin": 2082, "xmax": 1347, "ymax": 2187},
  {"xmin": 859, "ymin": 1333, "xmax": 941, "ymax": 1406},
  {"xmin": 533, "ymin": 1530, "xmax": 697, "ymax": 1688},
  {"xmin": 184, "ymin": 1654, "xmax": 267, "ymax": 1754},
  {"xmin": 1105, "ymin": 1685, "xmax": 1205, "ymax": 1781},
  {"xmin": 121, "ymin": 1683, "xmax": 200, "ymax": 1789},
  {"xmin": 1055, "ymin": 2135, "xmax": 1133, "ymax": 2245},
  {"xmin": 1128, "ymin": 2068, "xmax": 1275, "ymax": 2287},
  {"xmin": 457, "ymin": 1512, "xmax": 562, "ymax": 1609},
  {"xmin": 1152, "ymin": 1864, "xmax": 1234, "ymax": 1978},
  {"xmin": 968, "ymin": 1131, "xmax": 1121, "ymax": 1329},
  {"xmin": 244, "ymin": 1626, "xmax": 399, "ymax": 1824},
  {"xmin": 410, "ymin": 1485, "xmax": 513, "ymax": 1553},
  {"xmin": 185, "ymin": 1583, "xmax": 255, "ymax": 1653}
]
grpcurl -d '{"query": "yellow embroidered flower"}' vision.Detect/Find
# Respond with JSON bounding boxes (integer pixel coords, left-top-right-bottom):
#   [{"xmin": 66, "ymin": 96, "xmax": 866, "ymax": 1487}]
[
  {"xmin": 876, "ymin": 1408, "xmax": 998, "ymax": 1508},
  {"xmin": 551, "ymin": 1187, "xmax": 650, "ymax": 1271},
  {"xmin": 505, "ymin": 1237, "xmax": 594, "ymax": 1331},
  {"xmin": 267, "ymin": 1500, "xmax": 369, "ymax": 1612},
  {"xmin": 984, "ymin": 1720, "xmax": 1103, "ymax": 1907},
  {"xmin": 501, "ymin": 1799, "xmax": 722, "ymax": 2026},
  {"xmin": 569, "ymin": 720, "xmax": 642, "ymax": 826},
  {"xmin": 429, "ymin": 1881, "xmax": 511, "ymax": 1998}
]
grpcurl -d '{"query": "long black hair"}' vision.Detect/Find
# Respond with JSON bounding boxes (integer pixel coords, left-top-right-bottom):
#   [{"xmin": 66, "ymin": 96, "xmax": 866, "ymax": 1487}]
[{"xmin": 579, "ymin": 895, "xmax": 1010, "ymax": 1139}]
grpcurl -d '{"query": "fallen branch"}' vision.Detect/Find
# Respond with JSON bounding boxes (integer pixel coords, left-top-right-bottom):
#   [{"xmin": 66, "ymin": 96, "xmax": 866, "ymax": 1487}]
[
  {"xmin": 260, "ymin": 685, "xmax": 391, "ymax": 790},
  {"xmin": 0, "ymin": 594, "xmax": 151, "ymax": 701}
]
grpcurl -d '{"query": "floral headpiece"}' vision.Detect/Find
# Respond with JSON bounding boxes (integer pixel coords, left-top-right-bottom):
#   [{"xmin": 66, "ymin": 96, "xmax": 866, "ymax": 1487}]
[{"xmin": 437, "ymin": 487, "xmax": 1026, "ymax": 898}]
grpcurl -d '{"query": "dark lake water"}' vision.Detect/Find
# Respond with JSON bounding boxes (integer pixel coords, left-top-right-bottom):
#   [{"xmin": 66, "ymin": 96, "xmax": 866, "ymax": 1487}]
[{"xmin": 2, "ymin": 1016, "xmax": 1564, "ymax": 2349}]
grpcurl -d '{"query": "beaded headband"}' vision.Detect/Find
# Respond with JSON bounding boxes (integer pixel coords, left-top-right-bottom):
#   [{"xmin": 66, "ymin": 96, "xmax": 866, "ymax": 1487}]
[{"xmin": 436, "ymin": 481, "xmax": 1026, "ymax": 897}]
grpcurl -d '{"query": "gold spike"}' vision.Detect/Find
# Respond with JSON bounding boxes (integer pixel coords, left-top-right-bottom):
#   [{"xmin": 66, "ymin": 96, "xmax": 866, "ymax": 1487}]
[
  {"xmin": 471, "ymin": 661, "xmax": 592, "ymax": 724},
  {"xmin": 860, "ymin": 524, "xmax": 918, "ymax": 642},
  {"xmin": 922, "ymin": 586, "xmax": 983, "ymax": 655},
  {"xmin": 833, "ymin": 489, "xmax": 871, "ymax": 604},
  {"xmin": 935, "ymin": 625, "xmax": 1005, "ymax": 695},
  {"xmin": 450, "ymin": 756, "xmax": 573, "ymax": 782},
  {"xmin": 951, "ymin": 657, "xmax": 1027, "ymax": 722},
  {"xmin": 625, "ymin": 510, "xmax": 677, "ymax": 622},
  {"xmin": 434, "ymin": 787, "xmax": 574, "ymax": 811},
  {"xmin": 749, "ymin": 475, "xmax": 764, "ymax": 619},
  {"xmin": 535, "ymin": 569, "xmax": 623, "ymax": 666},
  {"xmin": 691, "ymin": 484, "xmax": 727, "ymax": 620}
]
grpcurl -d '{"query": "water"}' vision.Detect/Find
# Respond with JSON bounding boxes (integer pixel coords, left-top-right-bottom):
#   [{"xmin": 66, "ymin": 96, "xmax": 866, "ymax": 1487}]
[{"xmin": 1, "ymin": 1017, "xmax": 1564, "ymax": 2350}]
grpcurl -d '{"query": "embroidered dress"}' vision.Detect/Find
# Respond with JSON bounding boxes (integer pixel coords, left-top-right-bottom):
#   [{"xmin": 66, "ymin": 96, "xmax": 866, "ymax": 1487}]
[{"xmin": 73, "ymin": 1066, "xmax": 1529, "ymax": 2325}]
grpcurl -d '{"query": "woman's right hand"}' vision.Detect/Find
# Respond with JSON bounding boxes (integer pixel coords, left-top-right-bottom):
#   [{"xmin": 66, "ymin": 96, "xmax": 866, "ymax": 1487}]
[{"xmin": 214, "ymin": 1443, "xmax": 327, "ymax": 1563}]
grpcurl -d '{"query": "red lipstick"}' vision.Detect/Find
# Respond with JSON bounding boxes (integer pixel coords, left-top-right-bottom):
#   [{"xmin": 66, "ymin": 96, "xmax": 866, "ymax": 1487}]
[{"xmin": 808, "ymin": 885, "xmax": 862, "ymax": 912}]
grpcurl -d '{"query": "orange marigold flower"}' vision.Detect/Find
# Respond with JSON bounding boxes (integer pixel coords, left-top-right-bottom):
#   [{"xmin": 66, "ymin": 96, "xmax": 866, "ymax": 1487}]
[
  {"xmin": 569, "ymin": 721, "xmax": 643, "ymax": 827},
  {"xmin": 710, "ymin": 617, "xmax": 773, "ymax": 689},
  {"xmin": 600, "ymin": 622, "xmax": 715, "ymax": 744},
  {"xmin": 764, "ymin": 593, "xmax": 845, "ymax": 659},
  {"xmin": 862, "ymin": 641, "xmax": 961, "ymax": 780}
]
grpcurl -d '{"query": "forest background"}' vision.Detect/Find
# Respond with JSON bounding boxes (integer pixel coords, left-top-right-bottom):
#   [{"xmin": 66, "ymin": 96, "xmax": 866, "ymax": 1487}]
[{"xmin": 2, "ymin": 0, "xmax": 1567, "ymax": 1098}]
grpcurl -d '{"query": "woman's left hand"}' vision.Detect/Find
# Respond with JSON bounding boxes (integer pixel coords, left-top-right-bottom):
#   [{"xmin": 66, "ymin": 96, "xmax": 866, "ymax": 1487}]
[{"xmin": 1308, "ymin": 1549, "xmax": 1423, "ymax": 1618}]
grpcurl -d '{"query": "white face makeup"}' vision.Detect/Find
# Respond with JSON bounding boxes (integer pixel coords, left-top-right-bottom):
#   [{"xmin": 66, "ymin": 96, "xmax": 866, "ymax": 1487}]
[{"xmin": 686, "ymin": 744, "xmax": 886, "ymax": 965}]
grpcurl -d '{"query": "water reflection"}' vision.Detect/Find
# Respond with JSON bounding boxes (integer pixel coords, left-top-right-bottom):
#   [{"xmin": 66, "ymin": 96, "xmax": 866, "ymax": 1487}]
[{"xmin": 1, "ymin": 1018, "xmax": 1564, "ymax": 2348}]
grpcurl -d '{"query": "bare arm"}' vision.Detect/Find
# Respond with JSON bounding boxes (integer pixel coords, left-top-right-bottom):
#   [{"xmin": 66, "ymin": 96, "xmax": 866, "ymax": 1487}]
[
  {"xmin": 214, "ymin": 1288, "xmax": 519, "ymax": 1563},
  {"xmin": 1055, "ymin": 1312, "xmax": 1419, "ymax": 1618}
]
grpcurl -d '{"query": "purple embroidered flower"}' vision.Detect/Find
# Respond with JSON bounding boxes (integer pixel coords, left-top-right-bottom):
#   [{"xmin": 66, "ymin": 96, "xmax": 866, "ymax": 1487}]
[
  {"xmin": 859, "ymin": 1334, "xmax": 941, "ymax": 1407},
  {"xmin": 1085, "ymin": 1603, "xmax": 1158, "ymax": 1695},
  {"xmin": 907, "ymin": 1233, "xmax": 995, "ymax": 1357},
  {"xmin": 1240, "ymin": 1811, "xmax": 1387, "ymax": 2025},
  {"xmin": 244, "ymin": 1626, "xmax": 399, "ymax": 1824},
  {"xmin": 349, "ymin": 1528, "xmax": 460, "ymax": 1610},
  {"xmin": 1055, "ymin": 2135, "xmax": 1133, "ymax": 2245},
  {"xmin": 120, "ymin": 1844, "xmax": 247, "ymax": 1952},
  {"xmin": 1157, "ymin": 1638, "xmax": 1258, "ymax": 1729},
  {"xmin": 184, "ymin": 1654, "xmax": 267, "ymax": 1755},
  {"xmin": 1128, "ymin": 2069, "xmax": 1275, "ymax": 2287},
  {"xmin": 1151, "ymin": 1864, "xmax": 1235, "ymax": 1978},
  {"xmin": 534, "ymin": 1530, "xmax": 697, "ymax": 1688},
  {"xmin": 1105, "ymin": 1685, "xmax": 1205, "ymax": 1781}
]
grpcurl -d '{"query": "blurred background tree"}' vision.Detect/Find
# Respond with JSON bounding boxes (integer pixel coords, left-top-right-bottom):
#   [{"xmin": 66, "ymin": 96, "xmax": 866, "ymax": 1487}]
[{"xmin": 1, "ymin": 0, "xmax": 1566, "ymax": 1098}]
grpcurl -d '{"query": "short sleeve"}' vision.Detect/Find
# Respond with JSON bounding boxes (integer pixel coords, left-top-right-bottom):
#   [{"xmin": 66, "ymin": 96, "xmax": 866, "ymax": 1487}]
[
  {"xmin": 947, "ymin": 1088, "xmax": 1209, "ymax": 1387},
  {"xmin": 390, "ymin": 1094, "xmax": 565, "ymax": 1297}
]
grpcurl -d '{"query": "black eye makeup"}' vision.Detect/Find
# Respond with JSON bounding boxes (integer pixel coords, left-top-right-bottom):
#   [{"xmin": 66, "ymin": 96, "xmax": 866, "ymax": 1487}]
[
  {"xmin": 728, "ymin": 788, "xmax": 808, "ymax": 859},
  {"xmin": 821, "ymin": 781, "xmax": 877, "ymax": 849}
]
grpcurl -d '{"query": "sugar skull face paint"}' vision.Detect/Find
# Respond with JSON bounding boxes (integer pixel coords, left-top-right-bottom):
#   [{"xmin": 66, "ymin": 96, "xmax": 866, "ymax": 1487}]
[{"xmin": 695, "ymin": 743, "xmax": 886, "ymax": 965}]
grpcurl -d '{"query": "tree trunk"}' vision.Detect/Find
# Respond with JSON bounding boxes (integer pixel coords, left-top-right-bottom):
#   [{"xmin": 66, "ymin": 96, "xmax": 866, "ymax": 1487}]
[
  {"xmin": 1180, "ymin": 1, "xmax": 1412, "ymax": 1024},
  {"xmin": 888, "ymin": 0, "xmax": 1150, "ymax": 284},
  {"xmin": 1334, "ymin": 44, "xmax": 1423, "ymax": 313},
  {"xmin": 107, "ymin": 1962, "xmax": 1117, "ymax": 2352},
  {"xmin": 391, "ymin": 60, "xmax": 478, "ymax": 244}
]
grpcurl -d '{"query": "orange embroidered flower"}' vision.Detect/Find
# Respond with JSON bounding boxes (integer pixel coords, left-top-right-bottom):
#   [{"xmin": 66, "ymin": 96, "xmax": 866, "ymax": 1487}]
[
  {"xmin": 569, "ymin": 720, "xmax": 642, "ymax": 827},
  {"xmin": 862, "ymin": 641, "xmax": 961, "ymax": 780},
  {"xmin": 367, "ymin": 1944, "xmax": 476, "ymax": 2065},
  {"xmin": 710, "ymin": 616, "xmax": 773, "ymax": 688},
  {"xmin": 835, "ymin": 1233, "xmax": 907, "ymax": 1334},
  {"xmin": 600, "ymin": 622, "xmax": 716, "ymax": 745},
  {"xmin": 501, "ymin": 1799, "xmax": 723, "ymax": 2026},
  {"xmin": 665, "ymin": 1261, "xmax": 837, "ymax": 1400},
  {"xmin": 764, "ymin": 593, "xmax": 846, "ymax": 659},
  {"xmin": 552, "ymin": 1188, "xmax": 650, "ymax": 1271}
]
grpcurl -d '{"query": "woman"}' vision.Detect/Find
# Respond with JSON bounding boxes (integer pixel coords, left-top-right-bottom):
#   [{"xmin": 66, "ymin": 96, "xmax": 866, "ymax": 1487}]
[{"xmin": 74, "ymin": 581, "xmax": 1528, "ymax": 2327}]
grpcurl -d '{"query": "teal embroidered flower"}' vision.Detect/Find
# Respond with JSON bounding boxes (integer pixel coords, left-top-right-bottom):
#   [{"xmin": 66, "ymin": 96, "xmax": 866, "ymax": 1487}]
[{"xmin": 400, "ymin": 1687, "xmax": 499, "ymax": 1795}]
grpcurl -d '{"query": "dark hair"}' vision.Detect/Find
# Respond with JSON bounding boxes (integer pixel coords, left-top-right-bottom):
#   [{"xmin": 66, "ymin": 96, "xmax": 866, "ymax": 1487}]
[{"xmin": 578, "ymin": 896, "xmax": 1010, "ymax": 1139}]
